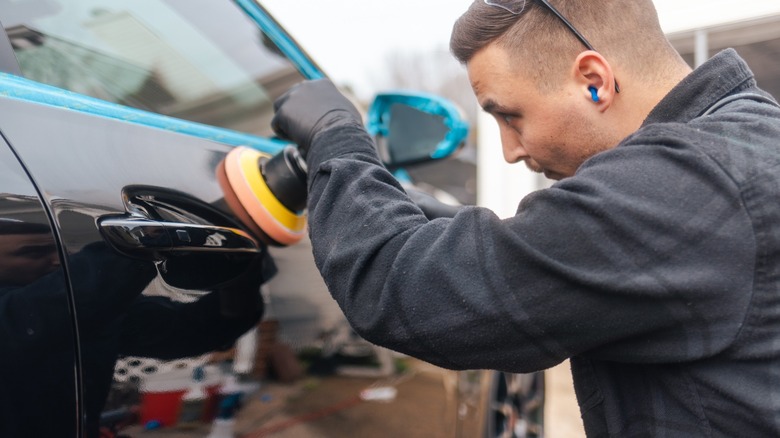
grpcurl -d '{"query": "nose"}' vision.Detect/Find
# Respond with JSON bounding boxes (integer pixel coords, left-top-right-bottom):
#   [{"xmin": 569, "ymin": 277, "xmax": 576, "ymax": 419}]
[{"xmin": 499, "ymin": 126, "xmax": 529, "ymax": 164}]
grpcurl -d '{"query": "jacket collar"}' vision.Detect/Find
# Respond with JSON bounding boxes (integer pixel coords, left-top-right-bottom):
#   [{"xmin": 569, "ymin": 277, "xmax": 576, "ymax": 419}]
[{"xmin": 643, "ymin": 49, "xmax": 757, "ymax": 126}]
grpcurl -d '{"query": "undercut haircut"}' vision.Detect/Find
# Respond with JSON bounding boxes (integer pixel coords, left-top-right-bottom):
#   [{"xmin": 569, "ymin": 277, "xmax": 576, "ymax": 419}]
[{"xmin": 450, "ymin": 0, "xmax": 677, "ymax": 91}]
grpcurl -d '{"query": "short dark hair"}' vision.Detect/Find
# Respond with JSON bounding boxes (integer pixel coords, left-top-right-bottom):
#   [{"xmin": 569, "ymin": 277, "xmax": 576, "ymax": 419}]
[
  {"xmin": 450, "ymin": 0, "xmax": 674, "ymax": 89},
  {"xmin": 450, "ymin": 1, "xmax": 520, "ymax": 65}
]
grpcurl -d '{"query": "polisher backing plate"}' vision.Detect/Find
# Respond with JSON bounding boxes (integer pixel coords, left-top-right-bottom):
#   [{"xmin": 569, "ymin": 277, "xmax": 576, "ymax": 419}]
[{"xmin": 222, "ymin": 146, "xmax": 306, "ymax": 246}]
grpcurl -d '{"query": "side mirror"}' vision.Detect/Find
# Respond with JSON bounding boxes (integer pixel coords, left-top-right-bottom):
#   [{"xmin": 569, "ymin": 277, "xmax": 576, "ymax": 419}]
[{"xmin": 366, "ymin": 92, "xmax": 469, "ymax": 169}]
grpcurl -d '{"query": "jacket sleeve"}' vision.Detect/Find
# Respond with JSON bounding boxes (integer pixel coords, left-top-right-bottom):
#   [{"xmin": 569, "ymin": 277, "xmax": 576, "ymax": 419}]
[{"xmin": 304, "ymin": 123, "xmax": 755, "ymax": 373}]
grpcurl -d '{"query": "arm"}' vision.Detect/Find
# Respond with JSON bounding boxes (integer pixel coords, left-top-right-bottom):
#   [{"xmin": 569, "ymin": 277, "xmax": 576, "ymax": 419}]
[{"xmin": 275, "ymin": 81, "xmax": 755, "ymax": 372}]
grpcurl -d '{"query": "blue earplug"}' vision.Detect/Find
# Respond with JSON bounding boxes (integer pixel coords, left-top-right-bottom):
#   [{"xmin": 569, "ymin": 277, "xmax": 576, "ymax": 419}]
[{"xmin": 588, "ymin": 86, "xmax": 599, "ymax": 102}]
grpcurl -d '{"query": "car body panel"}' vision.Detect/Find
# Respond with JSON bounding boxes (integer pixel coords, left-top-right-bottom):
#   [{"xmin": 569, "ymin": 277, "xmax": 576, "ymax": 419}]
[{"xmin": 0, "ymin": 133, "xmax": 80, "ymax": 436}]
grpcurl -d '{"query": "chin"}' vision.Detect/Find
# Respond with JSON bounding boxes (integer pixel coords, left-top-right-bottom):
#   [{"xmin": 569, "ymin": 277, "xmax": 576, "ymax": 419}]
[
  {"xmin": 524, "ymin": 160, "xmax": 544, "ymax": 174},
  {"xmin": 523, "ymin": 162, "xmax": 558, "ymax": 180},
  {"xmin": 543, "ymin": 170, "xmax": 564, "ymax": 180}
]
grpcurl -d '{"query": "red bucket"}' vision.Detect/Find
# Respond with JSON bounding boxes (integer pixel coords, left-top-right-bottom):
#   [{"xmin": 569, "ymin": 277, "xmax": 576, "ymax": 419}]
[
  {"xmin": 139, "ymin": 367, "xmax": 222, "ymax": 427},
  {"xmin": 139, "ymin": 388, "xmax": 188, "ymax": 427}
]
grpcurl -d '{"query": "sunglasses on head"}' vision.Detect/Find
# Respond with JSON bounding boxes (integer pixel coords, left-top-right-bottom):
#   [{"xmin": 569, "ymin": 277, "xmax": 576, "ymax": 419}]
[{"xmin": 484, "ymin": 0, "xmax": 620, "ymax": 93}]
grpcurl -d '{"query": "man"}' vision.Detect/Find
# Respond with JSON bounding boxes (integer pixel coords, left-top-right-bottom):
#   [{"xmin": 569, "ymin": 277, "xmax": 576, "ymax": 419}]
[{"xmin": 271, "ymin": 0, "xmax": 780, "ymax": 435}]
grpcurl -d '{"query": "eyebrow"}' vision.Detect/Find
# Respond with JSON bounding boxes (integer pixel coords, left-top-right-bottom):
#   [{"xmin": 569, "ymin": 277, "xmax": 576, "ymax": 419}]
[{"xmin": 481, "ymin": 99, "xmax": 516, "ymax": 115}]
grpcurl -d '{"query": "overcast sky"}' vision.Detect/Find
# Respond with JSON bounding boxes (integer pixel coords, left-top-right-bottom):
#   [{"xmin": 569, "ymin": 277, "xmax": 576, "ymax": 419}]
[
  {"xmin": 261, "ymin": 0, "xmax": 780, "ymax": 98},
  {"xmin": 261, "ymin": 0, "xmax": 472, "ymax": 98}
]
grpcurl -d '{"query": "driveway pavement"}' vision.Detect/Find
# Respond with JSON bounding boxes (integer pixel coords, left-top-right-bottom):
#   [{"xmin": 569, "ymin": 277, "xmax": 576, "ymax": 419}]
[{"xmin": 128, "ymin": 358, "xmax": 586, "ymax": 437}]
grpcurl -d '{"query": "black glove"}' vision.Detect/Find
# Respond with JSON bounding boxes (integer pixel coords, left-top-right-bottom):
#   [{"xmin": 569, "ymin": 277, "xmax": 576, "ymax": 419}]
[{"xmin": 271, "ymin": 78, "xmax": 363, "ymax": 158}]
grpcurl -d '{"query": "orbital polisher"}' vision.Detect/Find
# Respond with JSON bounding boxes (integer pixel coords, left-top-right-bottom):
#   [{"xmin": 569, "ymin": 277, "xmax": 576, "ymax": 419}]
[{"xmin": 217, "ymin": 145, "xmax": 308, "ymax": 247}]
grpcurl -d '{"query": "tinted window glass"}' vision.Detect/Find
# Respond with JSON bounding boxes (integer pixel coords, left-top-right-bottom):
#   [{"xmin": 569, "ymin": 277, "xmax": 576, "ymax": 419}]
[{"xmin": 5, "ymin": 0, "xmax": 304, "ymax": 137}]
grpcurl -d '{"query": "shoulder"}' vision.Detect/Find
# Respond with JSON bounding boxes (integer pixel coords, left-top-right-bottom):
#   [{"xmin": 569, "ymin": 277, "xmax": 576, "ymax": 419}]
[
  {"xmin": 577, "ymin": 112, "xmax": 779, "ymax": 195},
  {"xmin": 516, "ymin": 124, "xmax": 749, "ymax": 241},
  {"xmin": 611, "ymin": 106, "xmax": 780, "ymax": 190},
  {"xmin": 564, "ymin": 123, "xmax": 739, "ymax": 203}
]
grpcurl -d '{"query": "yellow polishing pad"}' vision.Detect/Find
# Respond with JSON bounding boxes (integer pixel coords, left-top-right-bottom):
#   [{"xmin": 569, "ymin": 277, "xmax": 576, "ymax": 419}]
[{"xmin": 223, "ymin": 146, "xmax": 306, "ymax": 246}]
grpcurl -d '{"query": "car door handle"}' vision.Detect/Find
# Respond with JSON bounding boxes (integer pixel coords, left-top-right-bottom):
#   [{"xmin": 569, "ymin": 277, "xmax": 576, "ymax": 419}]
[{"xmin": 98, "ymin": 216, "xmax": 261, "ymax": 259}]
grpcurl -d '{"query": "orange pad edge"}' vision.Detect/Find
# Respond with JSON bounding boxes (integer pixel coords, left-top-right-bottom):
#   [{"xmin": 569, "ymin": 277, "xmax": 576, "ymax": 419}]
[
  {"xmin": 224, "ymin": 147, "xmax": 306, "ymax": 246},
  {"xmin": 216, "ymin": 159, "xmax": 278, "ymax": 246}
]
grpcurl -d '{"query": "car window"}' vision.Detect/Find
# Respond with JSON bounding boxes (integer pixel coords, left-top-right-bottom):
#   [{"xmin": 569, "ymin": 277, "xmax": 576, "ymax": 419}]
[{"xmin": 4, "ymin": 0, "xmax": 305, "ymax": 137}]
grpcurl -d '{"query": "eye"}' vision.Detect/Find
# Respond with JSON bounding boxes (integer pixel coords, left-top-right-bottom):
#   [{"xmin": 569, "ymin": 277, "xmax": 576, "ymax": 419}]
[
  {"xmin": 495, "ymin": 113, "xmax": 522, "ymax": 134},
  {"xmin": 497, "ymin": 111, "xmax": 522, "ymax": 125},
  {"xmin": 499, "ymin": 113, "xmax": 514, "ymax": 124}
]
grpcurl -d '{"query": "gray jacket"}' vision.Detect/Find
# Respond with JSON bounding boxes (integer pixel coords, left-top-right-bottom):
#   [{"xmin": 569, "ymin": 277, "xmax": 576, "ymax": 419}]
[{"xmin": 305, "ymin": 49, "xmax": 780, "ymax": 436}]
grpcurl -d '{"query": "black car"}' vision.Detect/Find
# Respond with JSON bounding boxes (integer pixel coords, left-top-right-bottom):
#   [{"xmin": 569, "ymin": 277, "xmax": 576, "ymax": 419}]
[{"xmin": 0, "ymin": 1, "xmax": 544, "ymax": 437}]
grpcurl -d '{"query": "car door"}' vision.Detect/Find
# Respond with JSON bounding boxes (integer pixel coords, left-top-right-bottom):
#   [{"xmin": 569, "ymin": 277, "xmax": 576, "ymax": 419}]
[
  {"xmin": 0, "ymin": 1, "xmax": 316, "ymax": 436},
  {"xmin": 0, "ymin": 132, "xmax": 79, "ymax": 437}
]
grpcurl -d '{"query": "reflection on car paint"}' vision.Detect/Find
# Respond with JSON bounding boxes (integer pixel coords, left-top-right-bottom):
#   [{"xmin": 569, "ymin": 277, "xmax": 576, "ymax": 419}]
[{"xmin": 0, "ymin": 150, "xmax": 80, "ymax": 436}]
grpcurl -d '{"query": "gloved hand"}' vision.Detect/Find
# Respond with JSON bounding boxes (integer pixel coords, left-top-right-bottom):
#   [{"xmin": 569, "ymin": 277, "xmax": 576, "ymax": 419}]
[{"xmin": 271, "ymin": 78, "xmax": 363, "ymax": 158}]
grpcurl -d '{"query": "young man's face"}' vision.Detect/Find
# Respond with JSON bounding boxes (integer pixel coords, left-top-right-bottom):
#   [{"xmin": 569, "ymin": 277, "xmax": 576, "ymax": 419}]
[
  {"xmin": 0, "ymin": 232, "xmax": 60, "ymax": 286},
  {"xmin": 467, "ymin": 43, "xmax": 608, "ymax": 180}
]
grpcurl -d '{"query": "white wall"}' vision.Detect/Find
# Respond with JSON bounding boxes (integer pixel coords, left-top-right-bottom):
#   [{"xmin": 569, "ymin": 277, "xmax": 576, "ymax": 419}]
[
  {"xmin": 654, "ymin": 0, "xmax": 780, "ymax": 33},
  {"xmin": 476, "ymin": 111, "xmax": 545, "ymax": 217}
]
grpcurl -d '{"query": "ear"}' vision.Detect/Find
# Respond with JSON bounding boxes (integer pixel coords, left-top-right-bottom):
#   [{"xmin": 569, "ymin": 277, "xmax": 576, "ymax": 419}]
[{"xmin": 571, "ymin": 51, "xmax": 617, "ymax": 111}]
